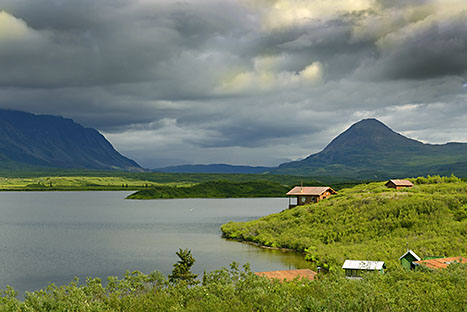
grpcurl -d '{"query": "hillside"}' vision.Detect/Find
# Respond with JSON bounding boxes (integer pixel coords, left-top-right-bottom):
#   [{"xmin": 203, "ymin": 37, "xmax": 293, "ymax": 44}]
[
  {"xmin": 0, "ymin": 109, "xmax": 141, "ymax": 171},
  {"xmin": 221, "ymin": 176, "xmax": 467, "ymax": 271},
  {"xmin": 127, "ymin": 180, "xmax": 289, "ymax": 199},
  {"xmin": 272, "ymin": 119, "xmax": 467, "ymax": 179}
]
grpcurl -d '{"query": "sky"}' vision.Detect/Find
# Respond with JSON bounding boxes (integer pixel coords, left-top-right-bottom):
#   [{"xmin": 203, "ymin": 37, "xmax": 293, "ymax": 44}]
[{"xmin": 1, "ymin": 0, "xmax": 467, "ymax": 168}]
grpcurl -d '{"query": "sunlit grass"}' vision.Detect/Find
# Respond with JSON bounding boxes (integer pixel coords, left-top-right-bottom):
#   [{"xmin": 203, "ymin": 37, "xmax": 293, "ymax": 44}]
[{"xmin": 0, "ymin": 176, "xmax": 192, "ymax": 191}]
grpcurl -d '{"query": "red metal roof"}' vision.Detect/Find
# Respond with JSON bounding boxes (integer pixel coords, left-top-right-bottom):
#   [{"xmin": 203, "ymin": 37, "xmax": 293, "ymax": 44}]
[
  {"xmin": 254, "ymin": 269, "xmax": 317, "ymax": 282},
  {"xmin": 286, "ymin": 186, "xmax": 336, "ymax": 196},
  {"xmin": 386, "ymin": 179, "xmax": 414, "ymax": 187},
  {"xmin": 413, "ymin": 257, "xmax": 467, "ymax": 270}
]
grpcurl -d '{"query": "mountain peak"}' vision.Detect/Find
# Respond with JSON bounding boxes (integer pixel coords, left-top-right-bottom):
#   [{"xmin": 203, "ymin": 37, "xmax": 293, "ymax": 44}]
[
  {"xmin": 320, "ymin": 118, "xmax": 415, "ymax": 154},
  {"xmin": 351, "ymin": 118, "xmax": 391, "ymax": 129},
  {"xmin": 273, "ymin": 118, "xmax": 465, "ymax": 179}
]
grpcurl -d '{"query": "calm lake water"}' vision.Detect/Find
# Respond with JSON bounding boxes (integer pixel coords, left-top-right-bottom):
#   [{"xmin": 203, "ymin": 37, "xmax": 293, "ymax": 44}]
[{"xmin": 0, "ymin": 192, "xmax": 309, "ymax": 294}]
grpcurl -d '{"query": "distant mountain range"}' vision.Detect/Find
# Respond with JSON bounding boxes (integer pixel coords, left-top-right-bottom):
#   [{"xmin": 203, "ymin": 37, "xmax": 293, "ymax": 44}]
[
  {"xmin": 2, "ymin": 109, "xmax": 466, "ymax": 179},
  {"xmin": 157, "ymin": 119, "xmax": 467, "ymax": 179},
  {"xmin": 154, "ymin": 163, "xmax": 272, "ymax": 174},
  {"xmin": 0, "ymin": 109, "xmax": 141, "ymax": 171}
]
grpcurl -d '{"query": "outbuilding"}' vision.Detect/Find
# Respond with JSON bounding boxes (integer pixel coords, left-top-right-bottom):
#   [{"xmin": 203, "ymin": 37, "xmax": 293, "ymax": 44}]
[
  {"xmin": 342, "ymin": 260, "xmax": 386, "ymax": 279},
  {"xmin": 413, "ymin": 257, "xmax": 467, "ymax": 270},
  {"xmin": 286, "ymin": 186, "xmax": 336, "ymax": 208},
  {"xmin": 399, "ymin": 249, "xmax": 421, "ymax": 270},
  {"xmin": 255, "ymin": 269, "xmax": 317, "ymax": 282},
  {"xmin": 385, "ymin": 179, "xmax": 414, "ymax": 189}
]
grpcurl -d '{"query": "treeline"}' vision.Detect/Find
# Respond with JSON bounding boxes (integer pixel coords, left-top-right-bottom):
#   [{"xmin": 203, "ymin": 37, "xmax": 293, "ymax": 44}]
[
  {"xmin": 221, "ymin": 176, "xmax": 467, "ymax": 271},
  {"xmin": 1, "ymin": 264, "xmax": 466, "ymax": 311},
  {"xmin": 127, "ymin": 181, "xmax": 290, "ymax": 199},
  {"xmin": 0, "ymin": 168, "xmax": 360, "ymax": 188}
]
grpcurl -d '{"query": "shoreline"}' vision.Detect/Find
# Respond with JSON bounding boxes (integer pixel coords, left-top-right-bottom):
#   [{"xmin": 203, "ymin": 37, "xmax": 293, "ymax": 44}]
[{"xmin": 222, "ymin": 236, "xmax": 300, "ymax": 253}]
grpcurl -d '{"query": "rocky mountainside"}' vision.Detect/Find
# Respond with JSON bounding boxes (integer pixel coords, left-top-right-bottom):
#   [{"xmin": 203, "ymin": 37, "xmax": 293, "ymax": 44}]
[
  {"xmin": 272, "ymin": 119, "xmax": 467, "ymax": 179},
  {"xmin": 0, "ymin": 109, "xmax": 141, "ymax": 171}
]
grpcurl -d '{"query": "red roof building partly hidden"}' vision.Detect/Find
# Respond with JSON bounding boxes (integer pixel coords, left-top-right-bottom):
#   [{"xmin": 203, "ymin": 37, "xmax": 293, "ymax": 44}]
[
  {"xmin": 413, "ymin": 257, "xmax": 467, "ymax": 270},
  {"xmin": 286, "ymin": 186, "xmax": 336, "ymax": 208},
  {"xmin": 254, "ymin": 269, "xmax": 317, "ymax": 282},
  {"xmin": 385, "ymin": 179, "xmax": 414, "ymax": 189}
]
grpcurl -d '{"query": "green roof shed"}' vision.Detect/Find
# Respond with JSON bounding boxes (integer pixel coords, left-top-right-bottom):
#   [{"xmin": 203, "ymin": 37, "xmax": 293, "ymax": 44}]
[{"xmin": 399, "ymin": 250, "xmax": 421, "ymax": 270}]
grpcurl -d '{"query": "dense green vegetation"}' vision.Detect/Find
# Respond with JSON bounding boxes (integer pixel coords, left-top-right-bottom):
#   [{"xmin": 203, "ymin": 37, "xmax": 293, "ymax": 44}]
[
  {"xmin": 221, "ymin": 175, "xmax": 467, "ymax": 271},
  {"xmin": 1, "ymin": 263, "xmax": 466, "ymax": 311},
  {"xmin": 127, "ymin": 181, "xmax": 290, "ymax": 199}
]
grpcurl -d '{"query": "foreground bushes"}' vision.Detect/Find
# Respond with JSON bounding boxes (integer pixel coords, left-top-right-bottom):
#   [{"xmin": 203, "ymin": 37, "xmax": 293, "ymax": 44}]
[{"xmin": 1, "ymin": 263, "xmax": 466, "ymax": 311}]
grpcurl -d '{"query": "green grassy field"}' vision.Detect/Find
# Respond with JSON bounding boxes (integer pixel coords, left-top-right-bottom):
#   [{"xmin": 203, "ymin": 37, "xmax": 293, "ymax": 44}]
[
  {"xmin": 0, "ymin": 169, "xmax": 360, "ymax": 192},
  {"xmin": 0, "ymin": 176, "xmax": 188, "ymax": 191},
  {"xmin": 221, "ymin": 175, "xmax": 467, "ymax": 272}
]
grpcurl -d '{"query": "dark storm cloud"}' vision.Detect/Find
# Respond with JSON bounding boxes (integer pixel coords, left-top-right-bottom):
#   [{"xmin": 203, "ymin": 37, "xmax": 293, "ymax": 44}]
[
  {"xmin": 274, "ymin": 17, "xmax": 376, "ymax": 79},
  {"xmin": 361, "ymin": 13, "xmax": 467, "ymax": 80},
  {"xmin": 1, "ymin": 0, "xmax": 467, "ymax": 167},
  {"xmin": 0, "ymin": 0, "xmax": 252, "ymax": 89},
  {"xmin": 375, "ymin": 0, "xmax": 430, "ymax": 8}
]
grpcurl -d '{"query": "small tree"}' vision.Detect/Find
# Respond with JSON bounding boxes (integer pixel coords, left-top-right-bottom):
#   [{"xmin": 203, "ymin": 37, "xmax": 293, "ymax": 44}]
[{"xmin": 168, "ymin": 249, "xmax": 198, "ymax": 285}]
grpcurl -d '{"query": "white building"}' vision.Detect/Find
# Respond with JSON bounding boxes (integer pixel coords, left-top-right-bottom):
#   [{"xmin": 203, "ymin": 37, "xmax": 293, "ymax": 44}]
[{"xmin": 342, "ymin": 260, "xmax": 386, "ymax": 278}]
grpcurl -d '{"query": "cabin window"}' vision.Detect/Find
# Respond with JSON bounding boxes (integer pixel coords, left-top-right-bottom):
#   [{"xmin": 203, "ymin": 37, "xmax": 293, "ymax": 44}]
[
  {"xmin": 301, "ymin": 197, "xmax": 306, "ymax": 203},
  {"xmin": 289, "ymin": 197, "xmax": 297, "ymax": 205}
]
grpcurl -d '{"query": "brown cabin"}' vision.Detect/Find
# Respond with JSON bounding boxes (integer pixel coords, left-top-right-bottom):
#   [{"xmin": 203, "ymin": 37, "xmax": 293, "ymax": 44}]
[
  {"xmin": 286, "ymin": 186, "xmax": 336, "ymax": 208},
  {"xmin": 255, "ymin": 269, "xmax": 317, "ymax": 282},
  {"xmin": 385, "ymin": 179, "xmax": 414, "ymax": 189}
]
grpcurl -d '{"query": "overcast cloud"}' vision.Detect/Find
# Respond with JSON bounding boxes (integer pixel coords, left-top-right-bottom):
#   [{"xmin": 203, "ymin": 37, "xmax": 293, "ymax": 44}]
[{"xmin": 1, "ymin": 0, "xmax": 466, "ymax": 168}]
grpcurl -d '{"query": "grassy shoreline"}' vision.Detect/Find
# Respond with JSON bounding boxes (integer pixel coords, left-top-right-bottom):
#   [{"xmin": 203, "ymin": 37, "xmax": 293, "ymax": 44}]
[{"xmin": 221, "ymin": 175, "xmax": 467, "ymax": 271}]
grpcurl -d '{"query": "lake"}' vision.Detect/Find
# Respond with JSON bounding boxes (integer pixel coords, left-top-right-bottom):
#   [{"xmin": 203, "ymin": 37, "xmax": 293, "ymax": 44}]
[{"xmin": 0, "ymin": 192, "xmax": 310, "ymax": 294}]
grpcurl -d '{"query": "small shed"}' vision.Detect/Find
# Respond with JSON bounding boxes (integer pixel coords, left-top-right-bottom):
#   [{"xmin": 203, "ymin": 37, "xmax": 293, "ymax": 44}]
[
  {"xmin": 286, "ymin": 186, "xmax": 336, "ymax": 208},
  {"xmin": 254, "ymin": 269, "xmax": 317, "ymax": 282},
  {"xmin": 413, "ymin": 257, "xmax": 467, "ymax": 270},
  {"xmin": 399, "ymin": 250, "xmax": 421, "ymax": 270},
  {"xmin": 385, "ymin": 179, "xmax": 414, "ymax": 189},
  {"xmin": 342, "ymin": 260, "xmax": 386, "ymax": 279}
]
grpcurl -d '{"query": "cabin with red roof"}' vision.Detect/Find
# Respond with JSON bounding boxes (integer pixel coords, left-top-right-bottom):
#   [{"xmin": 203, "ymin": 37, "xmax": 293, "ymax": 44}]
[
  {"xmin": 413, "ymin": 257, "xmax": 467, "ymax": 270},
  {"xmin": 286, "ymin": 186, "xmax": 336, "ymax": 208},
  {"xmin": 385, "ymin": 179, "xmax": 414, "ymax": 189},
  {"xmin": 254, "ymin": 269, "xmax": 317, "ymax": 282}
]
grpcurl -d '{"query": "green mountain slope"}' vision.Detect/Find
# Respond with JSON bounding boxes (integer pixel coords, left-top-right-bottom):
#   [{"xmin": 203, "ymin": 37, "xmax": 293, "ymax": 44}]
[
  {"xmin": 272, "ymin": 119, "xmax": 467, "ymax": 179},
  {"xmin": 0, "ymin": 109, "xmax": 141, "ymax": 171},
  {"xmin": 221, "ymin": 176, "xmax": 467, "ymax": 271}
]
